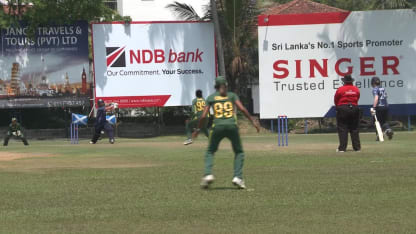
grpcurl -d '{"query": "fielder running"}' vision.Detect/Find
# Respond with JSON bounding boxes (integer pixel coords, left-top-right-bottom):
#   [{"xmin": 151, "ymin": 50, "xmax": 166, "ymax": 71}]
[
  {"xmin": 90, "ymin": 99, "xmax": 115, "ymax": 144},
  {"xmin": 184, "ymin": 89, "xmax": 209, "ymax": 145},
  {"xmin": 370, "ymin": 77, "xmax": 394, "ymax": 140},
  {"xmin": 3, "ymin": 118, "xmax": 29, "ymax": 146},
  {"xmin": 192, "ymin": 76, "xmax": 260, "ymax": 189}
]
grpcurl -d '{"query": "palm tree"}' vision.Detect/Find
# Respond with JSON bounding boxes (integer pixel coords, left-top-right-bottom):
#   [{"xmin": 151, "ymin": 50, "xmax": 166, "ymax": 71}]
[
  {"xmin": 210, "ymin": 0, "xmax": 226, "ymax": 78},
  {"xmin": 166, "ymin": 1, "xmax": 209, "ymax": 21},
  {"xmin": 167, "ymin": 0, "xmax": 258, "ymax": 95},
  {"xmin": 217, "ymin": 0, "xmax": 258, "ymax": 93},
  {"xmin": 166, "ymin": 1, "xmax": 226, "ymax": 77}
]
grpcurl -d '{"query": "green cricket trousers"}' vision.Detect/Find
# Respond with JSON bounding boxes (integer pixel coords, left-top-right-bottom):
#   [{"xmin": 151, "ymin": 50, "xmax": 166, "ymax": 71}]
[
  {"xmin": 204, "ymin": 124, "xmax": 245, "ymax": 179},
  {"xmin": 186, "ymin": 118, "xmax": 209, "ymax": 139}
]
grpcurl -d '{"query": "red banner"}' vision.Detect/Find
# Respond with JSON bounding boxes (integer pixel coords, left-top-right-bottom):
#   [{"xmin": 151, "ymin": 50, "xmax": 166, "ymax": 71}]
[{"xmin": 98, "ymin": 95, "xmax": 171, "ymax": 108}]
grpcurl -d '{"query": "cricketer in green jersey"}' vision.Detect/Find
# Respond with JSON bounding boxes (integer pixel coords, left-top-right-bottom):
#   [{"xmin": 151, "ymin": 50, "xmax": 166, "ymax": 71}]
[
  {"xmin": 192, "ymin": 76, "xmax": 260, "ymax": 189},
  {"xmin": 3, "ymin": 118, "xmax": 29, "ymax": 146},
  {"xmin": 184, "ymin": 90, "xmax": 209, "ymax": 146}
]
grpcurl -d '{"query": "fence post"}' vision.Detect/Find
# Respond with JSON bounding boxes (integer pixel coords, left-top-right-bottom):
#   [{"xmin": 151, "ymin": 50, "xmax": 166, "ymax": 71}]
[
  {"xmin": 76, "ymin": 124, "xmax": 79, "ymax": 144},
  {"xmin": 70, "ymin": 123, "xmax": 73, "ymax": 144},
  {"xmin": 285, "ymin": 116, "xmax": 288, "ymax": 146},
  {"xmin": 304, "ymin": 119, "xmax": 308, "ymax": 134},
  {"xmin": 408, "ymin": 115, "xmax": 412, "ymax": 131},
  {"xmin": 277, "ymin": 117, "xmax": 281, "ymax": 146}
]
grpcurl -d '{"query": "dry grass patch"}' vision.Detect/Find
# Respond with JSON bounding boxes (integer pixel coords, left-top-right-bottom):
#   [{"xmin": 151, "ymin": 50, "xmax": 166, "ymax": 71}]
[{"xmin": 0, "ymin": 152, "xmax": 55, "ymax": 161}]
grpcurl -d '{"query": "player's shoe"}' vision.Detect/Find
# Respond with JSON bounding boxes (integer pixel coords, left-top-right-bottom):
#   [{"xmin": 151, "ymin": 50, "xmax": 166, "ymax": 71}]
[
  {"xmin": 89, "ymin": 141, "xmax": 96, "ymax": 144},
  {"xmin": 200, "ymin": 175, "xmax": 215, "ymax": 189},
  {"xmin": 385, "ymin": 129, "xmax": 394, "ymax": 140},
  {"xmin": 232, "ymin": 177, "xmax": 246, "ymax": 189},
  {"xmin": 109, "ymin": 139, "xmax": 115, "ymax": 144},
  {"xmin": 336, "ymin": 149, "xmax": 345, "ymax": 153},
  {"xmin": 183, "ymin": 139, "xmax": 193, "ymax": 146}
]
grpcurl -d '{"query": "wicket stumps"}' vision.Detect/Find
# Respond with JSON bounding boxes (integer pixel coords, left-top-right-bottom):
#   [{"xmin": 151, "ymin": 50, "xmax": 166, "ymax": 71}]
[
  {"xmin": 70, "ymin": 123, "xmax": 79, "ymax": 144},
  {"xmin": 277, "ymin": 115, "xmax": 288, "ymax": 147}
]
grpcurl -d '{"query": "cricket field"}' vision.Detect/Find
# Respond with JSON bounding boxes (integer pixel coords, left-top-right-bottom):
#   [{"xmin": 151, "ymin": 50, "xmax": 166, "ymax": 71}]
[{"xmin": 0, "ymin": 132, "xmax": 415, "ymax": 233}]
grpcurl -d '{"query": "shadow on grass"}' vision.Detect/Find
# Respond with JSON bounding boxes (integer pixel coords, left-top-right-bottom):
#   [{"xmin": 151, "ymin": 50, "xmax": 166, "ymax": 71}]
[{"xmin": 209, "ymin": 187, "xmax": 240, "ymax": 191}]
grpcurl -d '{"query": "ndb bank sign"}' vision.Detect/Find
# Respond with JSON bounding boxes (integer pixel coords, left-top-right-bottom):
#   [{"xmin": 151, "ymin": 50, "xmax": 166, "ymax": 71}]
[
  {"xmin": 92, "ymin": 22, "xmax": 216, "ymax": 108},
  {"xmin": 258, "ymin": 10, "xmax": 416, "ymax": 118}
]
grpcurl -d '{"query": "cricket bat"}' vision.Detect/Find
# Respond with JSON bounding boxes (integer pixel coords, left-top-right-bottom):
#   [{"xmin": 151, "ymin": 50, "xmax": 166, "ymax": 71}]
[{"xmin": 374, "ymin": 115, "xmax": 384, "ymax": 142}]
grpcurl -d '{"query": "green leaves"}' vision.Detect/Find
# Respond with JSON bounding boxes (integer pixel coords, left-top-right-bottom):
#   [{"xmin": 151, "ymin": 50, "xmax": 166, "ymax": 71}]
[
  {"xmin": 268, "ymin": 0, "xmax": 413, "ymax": 10},
  {"xmin": 166, "ymin": 1, "xmax": 209, "ymax": 21},
  {"xmin": 224, "ymin": 0, "xmax": 243, "ymax": 36},
  {"xmin": 371, "ymin": 0, "xmax": 410, "ymax": 9},
  {"xmin": 217, "ymin": 0, "xmax": 258, "ymax": 92},
  {"xmin": 25, "ymin": 0, "xmax": 112, "ymax": 24},
  {"xmin": 0, "ymin": 0, "xmax": 120, "ymax": 30}
]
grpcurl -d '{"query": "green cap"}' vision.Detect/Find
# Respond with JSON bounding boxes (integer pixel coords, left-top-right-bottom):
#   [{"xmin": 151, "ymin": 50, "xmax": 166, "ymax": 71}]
[
  {"xmin": 215, "ymin": 76, "xmax": 227, "ymax": 86},
  {"xmin": 11, "ymin": 117, "xmax": 17, "ymax": 122}
]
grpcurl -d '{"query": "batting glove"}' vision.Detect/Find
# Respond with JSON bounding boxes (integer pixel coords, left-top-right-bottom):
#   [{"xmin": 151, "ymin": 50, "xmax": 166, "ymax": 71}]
[{"xmin": 370, "ymin": 108, "xmax": 376, "ymax": 116}]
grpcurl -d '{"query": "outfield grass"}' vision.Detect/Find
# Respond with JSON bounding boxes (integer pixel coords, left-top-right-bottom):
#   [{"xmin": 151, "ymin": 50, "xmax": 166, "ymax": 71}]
[{"xmin": 0, "ymin": 132, "xmax": 415, "ymax": 233}]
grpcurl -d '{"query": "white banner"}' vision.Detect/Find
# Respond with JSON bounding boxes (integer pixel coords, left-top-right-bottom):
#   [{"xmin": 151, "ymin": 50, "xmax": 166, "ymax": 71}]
[
  {"xmin": 258, "ymin": 10, "xmax": 416, "ymax": 118},
  {"xmin": 92, "ymin": 22, "xmax": 216, "ymax": 108}
]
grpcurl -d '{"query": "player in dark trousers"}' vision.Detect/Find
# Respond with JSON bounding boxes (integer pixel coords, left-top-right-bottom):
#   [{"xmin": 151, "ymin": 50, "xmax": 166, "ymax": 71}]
[
  {"xmin": 334, "ymin": 75, "xmax": 361, "ymax": 152},
  {"xmin": 90, "ymin": 99, "xmax": 115, "ymax": 144},
  {"xmin": 370, "ymin": 77, "xmax": 394, "ymax": 140},
  {"xmin": 3, "ymin": 118, "xmax": 29, "ymax": 146},
  {"xmin": 184, "ymin": 90, "xmax": 209, "ymax": 145},
  {"xmin": 193, "ymin": 76, "xmax": 260, "ymax": 189}
]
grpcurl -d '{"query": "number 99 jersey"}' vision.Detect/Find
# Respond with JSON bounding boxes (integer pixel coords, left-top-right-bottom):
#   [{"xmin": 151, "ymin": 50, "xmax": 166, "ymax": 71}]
[
  {"xmin": 206, "ymin": 91, "xmax": 239, "ymax": 126},
  {"xmin": 192, "ymin": 98, "xmax": 208, "ymax": 119}
]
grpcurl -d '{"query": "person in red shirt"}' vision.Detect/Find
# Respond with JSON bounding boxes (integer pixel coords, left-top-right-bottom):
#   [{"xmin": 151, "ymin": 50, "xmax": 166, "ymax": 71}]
[{"xmin": 334, "ymin": 75, "xmax": 361, "ymax": 152}]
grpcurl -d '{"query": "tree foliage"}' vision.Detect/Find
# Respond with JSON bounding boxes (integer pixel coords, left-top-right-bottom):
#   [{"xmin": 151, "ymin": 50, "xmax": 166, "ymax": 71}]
[
  {"xmin": 266, "ymin": 0, "xmax": 415, "ymax": 10},
  {"xmin": 370, "ymin": 0, "xmax": 411, "ymax": 9},
  {"xmin": 166, "ymin": 1, "xmax": 211, "ymax": 21},
  {"xmin": 217, "ymin": 0, "xmax": 258, "ymax": 95},
  {"xmin": 166, "ymin": 0, "xmax": 259, "ymax": 96},
  {"xmin": 314, "ymin": 0, "xmax": 373, "ymax": 10},
  {"xmin": 0, "ymin": 0, "xmax": 128, "ymax": 30}
]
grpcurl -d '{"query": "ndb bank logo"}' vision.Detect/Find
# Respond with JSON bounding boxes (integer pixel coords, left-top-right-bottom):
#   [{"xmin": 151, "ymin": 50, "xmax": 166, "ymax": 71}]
[{"xmin": 106, "ymin": 47, "xmax": 126, "ymax": 68}]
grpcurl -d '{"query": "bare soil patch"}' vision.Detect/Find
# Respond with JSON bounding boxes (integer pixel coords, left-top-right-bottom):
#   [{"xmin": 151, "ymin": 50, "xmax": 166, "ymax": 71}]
[
  {"xmin": 0, "ymin": 152, "xmax": 159, "ymax": 172},
  {"xmin": 0, "ymin": 152, "xmax": 55, "ymax": 161}
]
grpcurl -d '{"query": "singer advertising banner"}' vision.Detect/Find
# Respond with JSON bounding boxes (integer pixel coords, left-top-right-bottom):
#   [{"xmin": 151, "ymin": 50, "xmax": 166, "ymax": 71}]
[{"xmin": 258, "ymin": 10, "xmax": 416, "ymax": 118}]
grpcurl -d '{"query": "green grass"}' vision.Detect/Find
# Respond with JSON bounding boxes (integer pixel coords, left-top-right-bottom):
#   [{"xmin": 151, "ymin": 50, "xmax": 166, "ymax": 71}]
[{"xmin": 0, "ymin": 132, "xmax": 416, "ymax": 233}]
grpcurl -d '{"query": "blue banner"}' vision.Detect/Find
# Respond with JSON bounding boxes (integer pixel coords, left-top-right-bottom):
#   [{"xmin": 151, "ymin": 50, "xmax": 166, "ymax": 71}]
[{"xmin": 0, "ymin": 21, "xmax": 90, "ymax": 109}]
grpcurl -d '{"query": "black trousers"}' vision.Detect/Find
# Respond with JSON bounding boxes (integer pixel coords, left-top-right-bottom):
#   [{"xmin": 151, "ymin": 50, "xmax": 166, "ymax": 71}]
[
  {"xmin": 336, "ymin": 105, "xmax": 361, "ymax": 151},
  {"xmin": 91, "ymin": 123, "xmax": 114, "ymax": 143},
  {"xmin": 375, "ymin": 106, "xmax": 391, "ymax": 131},
  {"xmin": 3, "ymin": 134, "xmax": 29, "ymax": 146}
]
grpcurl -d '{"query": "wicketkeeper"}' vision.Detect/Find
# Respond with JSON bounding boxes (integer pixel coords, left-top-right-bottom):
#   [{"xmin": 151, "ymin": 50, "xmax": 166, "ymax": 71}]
[
  {"xmin": 193, "ymin": 76, "xmax": 260, "ymax": 189},
  {"xmin": 370, "ymin": 77, "xmax": 394, "ymax": 140},
  {"xmin": 184, "ymin": 89, "xmax": 209, "ymax": 145},
  {"xmin": 90, "ymin": 99, "xmax": 115, "ymax": 144},
  {"xmin": 3, "ymin": 118, "xmax": 29, "ymax": 146}
]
